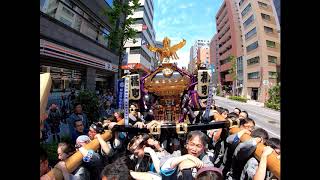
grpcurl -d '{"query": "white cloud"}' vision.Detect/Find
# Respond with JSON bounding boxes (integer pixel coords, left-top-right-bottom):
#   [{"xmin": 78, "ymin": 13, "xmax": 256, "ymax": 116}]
[
  {"xmin": 206, "ymin": 7, "xmax": 212, "ymax": 15},
  {"xmin": 175, "ymin": 50, "xmax": 190, "ymax": 68},
  {"xmin": 178, "ymin": 3, "xmax": 193, "ymax": 9}
]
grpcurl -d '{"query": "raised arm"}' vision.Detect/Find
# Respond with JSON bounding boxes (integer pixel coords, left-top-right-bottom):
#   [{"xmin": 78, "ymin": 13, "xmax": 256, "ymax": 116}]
[
  {"xmin": 144, "ymin": 147, "xmax": 161, "ymax": 173},
  {"xmin": 253, "ymin": 146, "xmax": 274, "ymax": 180},
  {"xmin": 95, "ymin": 134, "xmax": 111, "ymax": 155}
]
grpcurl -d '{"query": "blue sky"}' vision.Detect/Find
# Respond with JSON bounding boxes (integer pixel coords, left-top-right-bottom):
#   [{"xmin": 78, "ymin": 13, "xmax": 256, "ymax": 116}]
[{"xmin": 153, "ymin": 0, "xmax": 224, "ymax": 68}]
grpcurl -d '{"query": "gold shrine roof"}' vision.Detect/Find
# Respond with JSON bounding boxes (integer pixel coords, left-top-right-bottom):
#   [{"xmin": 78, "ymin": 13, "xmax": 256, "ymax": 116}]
[{"xmin": 143, "ymin": 64, "xmax": 191, "ymax": 97}]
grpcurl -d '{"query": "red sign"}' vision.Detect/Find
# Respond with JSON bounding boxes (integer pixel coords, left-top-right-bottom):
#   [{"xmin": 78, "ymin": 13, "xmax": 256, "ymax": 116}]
[{"xmin": 142, "ymin": 24, "xmax": 147, "ymax": 30}]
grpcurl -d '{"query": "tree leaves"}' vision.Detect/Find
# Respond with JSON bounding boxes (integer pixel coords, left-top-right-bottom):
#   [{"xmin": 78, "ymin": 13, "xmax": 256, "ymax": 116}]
[{"xmin": 104, "ymin": 0, "xmax": 141, "ymax": 53}]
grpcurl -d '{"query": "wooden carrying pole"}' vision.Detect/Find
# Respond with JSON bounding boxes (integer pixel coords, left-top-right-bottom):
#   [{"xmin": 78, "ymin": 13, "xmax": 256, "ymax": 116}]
[
  {"xmin": 229, "ymin": 127, "xmax": 280, "ymax": 179},
  {"xmin": 40, "ymin": 73, "xmax": 52, "ymax": 116},
  {"xmin": 45, "ymin": 130, "xmax": 113, "ymax": 180}
]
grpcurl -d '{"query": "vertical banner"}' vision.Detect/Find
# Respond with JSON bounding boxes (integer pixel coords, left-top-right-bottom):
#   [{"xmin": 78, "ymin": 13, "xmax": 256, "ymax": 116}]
[
  {"xmin": 197, "ymin": 70, "xmax": 211, "ymax": 97},
  {"xmin": 124, "ymin": 77, "xmax": 130, "ymax": 126},
  {"xmin": 129, "ymin": 74, "xmax": 141, "ymax": 100},
  {"xmin": 204, "ymin": 65, "xmax": 215, "ymax": 118},
  {"xmin": 117, "ymin": 79, "xmax": 124, "ymax": 109}
]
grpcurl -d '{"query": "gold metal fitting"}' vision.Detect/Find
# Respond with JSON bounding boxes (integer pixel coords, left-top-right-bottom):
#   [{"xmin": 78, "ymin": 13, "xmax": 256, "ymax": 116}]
[
  {"xmin": 176, "ymin": 123, "xmax": 188, "ymax": 134},
  {"xmin": 149, "ymin": 123, "xmax": 161, "ymax": 135}
]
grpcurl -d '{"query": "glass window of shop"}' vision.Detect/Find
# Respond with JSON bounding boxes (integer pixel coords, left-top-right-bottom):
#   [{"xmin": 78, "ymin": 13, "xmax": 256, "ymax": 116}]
[{"xmin": 40, "ymin": 65, "xmax": 83, "ymax": 92}]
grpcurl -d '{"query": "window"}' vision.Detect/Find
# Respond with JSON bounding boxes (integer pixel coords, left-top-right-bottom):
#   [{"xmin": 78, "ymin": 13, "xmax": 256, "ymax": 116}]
[
  {"xmin": 100, "ymin": 28, "xmax": 110, "ymax": 47},
  {"xmin": 130, "ymin": 47, "xmax": 141, "ymax": 54},
  {"xmin": 246, "ymin": 41, "xmax": 258, "ymax": 52},
  {"xmin": 62, "ymin": 6, "xmax": 74, "ymax": 18},
  {"xmin": 248, "ymin": 72, "xmax": 260, "ymax": 79},
  {"xmin": 60, "ymin": 17, "xmax": 72, "ymax": 27},
  {"xmin": 243, "ymin": 15, "xmax": 254, "ymax": 28},
  {"xmin": 268, "ymin": 55, "xmax": 277, "ymax": 63},
  {"xmin": 134, "ymin": 18, "xmax": 144, "ymax": 24},
  {"xmin": 258, "ymin": 1, "xmax": 268, "ymax": 8},
  {"xmin": 247, "ymin": 56, "xmax": 260, "ymax": 65},
  {"xmin": 264, "ymin": 26, "xmax": 274, "ymax": 33},
  {"xmin": 261, "ymin": 13, "xmax": 271, "ymax": 21},
  {"xmin": 269, "ymin": 71, "xmax": 277, "ymax": 79},
  {"xmin": 266, "ymin": 40, "xmax": 276, "ymax": 48},
  {"xmin": 241, "ymin": 4, "xmax": 252, "ymax": 17},
  {"xmin": 135, "ymin": 6, "xmax": 144, "ymax": 12},
  {"xmin": 245, "ymin": 27, "xmax": 257, "ymax": 40}
]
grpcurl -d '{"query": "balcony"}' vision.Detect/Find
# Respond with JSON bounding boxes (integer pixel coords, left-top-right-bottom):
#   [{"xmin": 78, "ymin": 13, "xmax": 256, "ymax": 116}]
[
  {"xmin": 219, "ymin": 39, "xmax": 232, "ymax": 54},
  {"xmin": 217, "ymin": 17, "xmax": 229, "ymax": 31},
  {"xmin": 218, "ymin": 25, "xmax": 230, "ymax": 39},
  {"xmin": 219, "ymin": 31, "xmax": 231, "ymax": 44},
  {"xmin": 219, "ymin": 50, "xmax": 232, "ymax": 61},
  {"xmin": 220, "ymin": 62, "xmax": 231, "ymax": 72},
  {"xmin": 217, "ymin": 8, "xmax": 227, "ymax": 25}
]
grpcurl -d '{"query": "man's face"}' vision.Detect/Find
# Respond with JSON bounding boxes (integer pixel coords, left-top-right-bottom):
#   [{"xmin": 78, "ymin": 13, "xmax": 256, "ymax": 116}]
[
  {"xmin": 88, "ymin": 127, "xmax": 97, "ymax": 140},
  {"xmin": 239, "ymin": 112, "xmax": 247, "ymax": 119},
  {"xmin": 75, "ymin": 121, "xmax": 84, "ymax": 133},
  {"xmin": 75, "ymin": 105, "xmax": 82, "ymax": 113},
  {"xmin": 40, "ymin": 159, "xmax": 49, "ymax": 176},
  {"xmin": 222, "ymin": 111, "xmax": 228, "ymax": 118},
  {"xmin": 240, "ymin": 122, "xmax": 255, "ymax": 132},
  {"xmin": 57, "ymin": 147, "xmax": 68, "ymax": 161},
  {"xmin": 133, "ymin": 145, "xmax": 145, "ymax": 159},
  {"xmin": 186, "ymin": 136, "xmax": 205, "ymax": 158},
  {"xmin": 130, "ymin": 105, "xmax": 138, "ymax": 116},
  {"xmin": 234, "ymin": 109, "xmax": 240, "ymax": 115}
]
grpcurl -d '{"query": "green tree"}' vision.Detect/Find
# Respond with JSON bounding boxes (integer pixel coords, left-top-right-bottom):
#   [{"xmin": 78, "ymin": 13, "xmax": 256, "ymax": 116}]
[
  {"xmin": 265, "ymin": 84, "xmax": 280, "ymax": 110},
  {"xmin": 228, "ymin": 55, "xmax": 237, "ymax": 80},
  {"xmin": 105, "ymin": 0, "xmax": 141, "ymax": 78},
  {"xmin": 75, "ymin": 90, "xmax": 100, "ymax": 124}
]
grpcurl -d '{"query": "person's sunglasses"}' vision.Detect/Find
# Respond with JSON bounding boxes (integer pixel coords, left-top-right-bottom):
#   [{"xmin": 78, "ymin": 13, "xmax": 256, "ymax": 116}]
[{"xmin": 130, "ymin": 108, "xmax": 138, "ymax": 112}]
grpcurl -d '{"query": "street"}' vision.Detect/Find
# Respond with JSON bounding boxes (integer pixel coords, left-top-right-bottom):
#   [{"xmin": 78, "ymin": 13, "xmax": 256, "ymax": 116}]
[{"xmin": 214, "ymin": 96, "xmax": 280, "ymax": 138}]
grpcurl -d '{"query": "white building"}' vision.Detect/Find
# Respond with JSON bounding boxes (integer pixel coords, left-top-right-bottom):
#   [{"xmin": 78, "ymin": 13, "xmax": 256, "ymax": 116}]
[
  {"xmin": 188, "ymin": 39, "xmax": 210, "ymax": 73},
  {"xmin": 124, "ymin": 0, "xmax": 156, "ymax": 73}
]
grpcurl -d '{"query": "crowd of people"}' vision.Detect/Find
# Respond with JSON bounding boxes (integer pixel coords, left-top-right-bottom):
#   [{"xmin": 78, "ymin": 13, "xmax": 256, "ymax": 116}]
[
  {"xmin": 41, "ymin": 89, "xmax": 117, "ymax": 144},
  {"xmin": 40, "ymin": 93, "xmax": 280, "ymax": 180}
]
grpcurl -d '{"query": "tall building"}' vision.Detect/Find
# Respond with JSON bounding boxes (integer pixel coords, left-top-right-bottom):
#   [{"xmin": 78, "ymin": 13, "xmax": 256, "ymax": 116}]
[
  {"xmin": 236, "ymin": 0, "xmax": 280, "ymax": 102},
  {"xmin": 188, "ymin": 40, "xmax": 210, "ymax": 73},
  {"xmin": 40, "ymin": 0, "xmax": 119, "ymax": 100},
  {"xmin": 124, "ymin": 0, "xmax": 156, "ymax": 74},
  {"xmin": 209, "ymin": 34, "xmax": 220, "ymax": 87},
  {"xmin": 197, "ymin": 45, "xmax": 210, "ymax": 66},
  {"xmin": 215, "ymin": 0, "xmax": 243, "ymax": 94},
  {"xmin": 188, "ymin": 46, "xmax": 194, "ymax": 73}
]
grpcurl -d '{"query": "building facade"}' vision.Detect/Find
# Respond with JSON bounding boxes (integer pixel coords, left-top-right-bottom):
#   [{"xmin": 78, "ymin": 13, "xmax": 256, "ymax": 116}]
[
  {"xmin": 197, "ymin": 45, "xmax": 210, "ymax": 66},
  {"xmin": 210, "ymin": 34, "xmax": 220, "ymax": 90},
  {"xmin": 215, "ymin": 0, "xmax": 243, "ymax": 94},
  {"xmin": 237, "ymin": 0, "xmax": 280, "ymax": 102},
  {"xmin": 188, "ymin": 40, "xmax": 210, "ymax": 73},
  {"xmin": 40, "ymin": 0, "xmax": 119, "ymax": 100},
  {"xmin": 124, "ymin": 0, "xmax": 156, "ymax": 74}
]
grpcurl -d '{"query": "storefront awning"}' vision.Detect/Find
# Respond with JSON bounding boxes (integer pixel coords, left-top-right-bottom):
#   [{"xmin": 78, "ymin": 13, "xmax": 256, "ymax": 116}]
[
  {"xmin": 121, "ymin": 63, "xmax": 151, "ymax": 74},
  {"xmin": 40, "ymin": 39, "xmax": 118, "ymax": 72}
]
